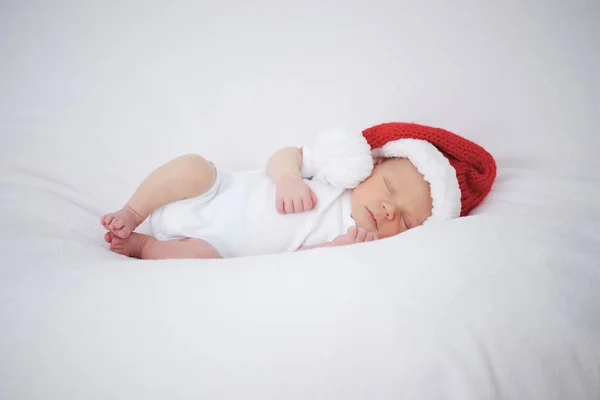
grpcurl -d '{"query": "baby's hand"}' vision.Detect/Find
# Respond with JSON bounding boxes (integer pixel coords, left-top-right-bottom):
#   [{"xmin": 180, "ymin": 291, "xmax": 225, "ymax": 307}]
[
  {"xmin": 330, "ymin": 227, "xmax": 378, "ymax": 247},
  {"xmin": 275, "ymin": 175, "xmax": 318, "ymax": 214}
]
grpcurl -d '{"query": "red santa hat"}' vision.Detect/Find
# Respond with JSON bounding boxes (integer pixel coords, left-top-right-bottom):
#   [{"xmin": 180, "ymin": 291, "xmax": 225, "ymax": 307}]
[{"xmin": 302, "ymin": 122, "xmax": 496, "ymax": 223}]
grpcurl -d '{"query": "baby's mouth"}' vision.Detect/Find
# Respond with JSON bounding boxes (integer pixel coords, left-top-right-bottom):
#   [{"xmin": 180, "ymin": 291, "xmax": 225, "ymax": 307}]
[{"xmin": 366, "ymin": 207, "xmax": 378, "ymax": 230}]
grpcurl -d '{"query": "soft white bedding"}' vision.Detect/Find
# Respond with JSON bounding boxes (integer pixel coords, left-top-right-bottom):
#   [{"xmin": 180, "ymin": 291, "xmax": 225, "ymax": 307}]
[{"xmin": 1, "ymin": 1, "xmax": 599, "ymax": 399}]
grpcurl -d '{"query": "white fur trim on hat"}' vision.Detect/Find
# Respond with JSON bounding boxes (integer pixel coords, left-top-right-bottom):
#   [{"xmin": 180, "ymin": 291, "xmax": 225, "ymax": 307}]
[
  {"xmin": 301, "ymin": 127, "xmax": 374, "ymax": 188},
  {"xmin": 372, "ymin": 139, "xmax": 461, "ymax": 223}
]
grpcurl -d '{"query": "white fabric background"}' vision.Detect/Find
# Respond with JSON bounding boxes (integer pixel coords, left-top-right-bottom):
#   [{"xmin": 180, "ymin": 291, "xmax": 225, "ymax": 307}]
[{"xmin": 1, "ymin": 1, "xmax": 599, "ymax": 399}]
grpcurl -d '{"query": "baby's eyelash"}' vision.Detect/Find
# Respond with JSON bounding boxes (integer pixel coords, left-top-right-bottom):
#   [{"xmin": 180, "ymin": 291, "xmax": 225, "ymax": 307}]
[{"xmin": 384, "ymin": 178, "xmax": 392, "ymax": 192}]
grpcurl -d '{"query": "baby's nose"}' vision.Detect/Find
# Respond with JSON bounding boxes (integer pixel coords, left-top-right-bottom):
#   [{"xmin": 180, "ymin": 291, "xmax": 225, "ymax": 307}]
[{"xmin": 383, "ymin": 202, "xmax": 396, "ymax": 219}]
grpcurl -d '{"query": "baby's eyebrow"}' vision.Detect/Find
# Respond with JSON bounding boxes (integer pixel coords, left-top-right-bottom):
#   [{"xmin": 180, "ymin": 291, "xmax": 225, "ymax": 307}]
[{"xmin": 386, "ymin": 176, "xmax": 396, "ymax": 192}]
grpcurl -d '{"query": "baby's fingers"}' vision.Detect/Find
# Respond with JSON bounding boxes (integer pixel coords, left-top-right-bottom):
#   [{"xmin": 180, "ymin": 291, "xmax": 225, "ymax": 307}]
[
  {"xmin": 276, "ymin": 197, "xmax": 285, "ymax": 214},
  {"xmin": 365, "ymin": 232, "xmax": 377, "ymax": 241},
  {"xmin": 284, "ymin": 199, "xmax": 295, "ymax": 214},
  {"xmin": 345, "ymin": 226, "xmax": 358, "ymax": 239},
  {"xmin": 302, "ymin": 193, "xmax": 314, "ymax": 211},
  {"xmin": 310, "ymin": 189, "xmax": 318, "ymax": 208},
  {"xmin": 293, "ymin": 199, "xmax": 303, "ymax": 213},
  {"xmin": 356, "ymin": 228, "xmax": 368, "ymax": 242}
]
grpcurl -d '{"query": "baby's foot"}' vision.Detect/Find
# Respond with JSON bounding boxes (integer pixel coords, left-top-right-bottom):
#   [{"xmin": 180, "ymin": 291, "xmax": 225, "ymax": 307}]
[
  {"xmin": 104, "ymin": 231, "xmax": 154, "ymax": 258},
  {"xmin": 101, "ymin": 205, "xmax": 144, "ymax": 239}
]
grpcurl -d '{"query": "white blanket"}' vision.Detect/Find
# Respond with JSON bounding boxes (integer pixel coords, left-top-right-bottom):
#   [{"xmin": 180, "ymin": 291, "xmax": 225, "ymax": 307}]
[{"xmin": 1, "ymin": 1, "xmax": 599, "ymax": 399}]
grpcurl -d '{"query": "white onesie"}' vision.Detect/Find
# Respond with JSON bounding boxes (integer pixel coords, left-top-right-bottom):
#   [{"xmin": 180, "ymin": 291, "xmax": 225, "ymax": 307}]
[{"xmin": 148, "ymin": 151, "xmax": 357, "ymax": 258}]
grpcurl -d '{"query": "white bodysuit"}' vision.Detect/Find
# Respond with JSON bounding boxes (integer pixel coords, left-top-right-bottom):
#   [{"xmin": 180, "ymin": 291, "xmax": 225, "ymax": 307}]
[{"xmin": 148, "ymin": 152, "xmax": 357, "ymax": 258}]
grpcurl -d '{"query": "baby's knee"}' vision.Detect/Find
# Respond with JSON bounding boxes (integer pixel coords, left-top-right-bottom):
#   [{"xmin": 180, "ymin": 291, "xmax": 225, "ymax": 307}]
[
  {"xmin": 178, "ymin": 154, "xmax": 216, "ymax": 187},
  {"xmin": 178, "ymin": 153, "xmax": 210, "ymax": 167}
]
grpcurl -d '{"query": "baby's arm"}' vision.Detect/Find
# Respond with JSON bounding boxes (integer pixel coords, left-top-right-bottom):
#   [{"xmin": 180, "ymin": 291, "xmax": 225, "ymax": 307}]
[
  {"xmin": 297, "ymin": 242, "xmax": 332, "ymax": 251},
  {"xmin": 297, "ymin": 227, "xmax": 378, "ymax": 251},
  {"xmin": 267, "ymin": 147, "xmax": 317, "ymax": 214},
  {"xmin": 266, "ymin": 147, "xmax": 304, "ymax": 182}
]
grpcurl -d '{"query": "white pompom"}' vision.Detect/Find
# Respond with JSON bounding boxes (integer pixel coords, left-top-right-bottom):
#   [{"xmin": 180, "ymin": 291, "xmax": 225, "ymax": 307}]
[{"xmin": 310, "ymin": 127, "xmax": 374, "ymax": 188}]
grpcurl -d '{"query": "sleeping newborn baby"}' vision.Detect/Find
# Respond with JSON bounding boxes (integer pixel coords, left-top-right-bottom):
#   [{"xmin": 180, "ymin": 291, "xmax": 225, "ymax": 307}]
[{"xmin": 100, "ymin": 122, "xmax": 496, "ymax": 259}]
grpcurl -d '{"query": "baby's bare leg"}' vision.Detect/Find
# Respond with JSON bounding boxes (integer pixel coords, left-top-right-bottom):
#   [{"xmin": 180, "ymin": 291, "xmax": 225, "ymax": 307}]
[
  {"xmin": 101, "ymin": 154, "xmax": 216, "ymax": 239},
  {"xmin": 105, "ymin": 232, "xmax": 222, "ymax": 259}
]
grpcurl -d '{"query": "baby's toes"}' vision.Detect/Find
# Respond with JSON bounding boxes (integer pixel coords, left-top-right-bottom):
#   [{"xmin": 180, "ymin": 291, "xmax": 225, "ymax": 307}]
[
  {"xmin": 102, "ymin": 214, "xmax": 115, "ymax": 227},
  {"xmin": 110, "ymin": 236, "xmax": 125, "ymax": 248},
  {"xmin": 108, "ymin": 219, "xmax": 128, "ymax": 238},
  {"xmin": 114, "ymin": 231, "xmax": 129, "ymax": 239},
  {"xmin": 112, "ymin": 236, "xmax": 124, "ymax": 244},
  {"xmin": 110, "ymin": 243, "xmax": 125, "ymax": 255},
  {"xmin": 111, "ymin": 219, "xmax": 125, "ymax": 230},
  {"xmin": 104, "ymin": 232, "xmax": 113, "ymax": 243}
]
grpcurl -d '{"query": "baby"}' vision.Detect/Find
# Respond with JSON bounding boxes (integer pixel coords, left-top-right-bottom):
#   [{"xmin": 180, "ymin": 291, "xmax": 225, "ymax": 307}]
[{"xmin": 101, "ymin": 122, "xmax": 496, "ymax": 259}]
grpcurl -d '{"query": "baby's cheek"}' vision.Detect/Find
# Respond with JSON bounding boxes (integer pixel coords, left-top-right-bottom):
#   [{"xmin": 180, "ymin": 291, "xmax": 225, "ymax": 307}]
[{"xmin": 380, "ymin": 224, "xmax": 402, "ymax": 238}]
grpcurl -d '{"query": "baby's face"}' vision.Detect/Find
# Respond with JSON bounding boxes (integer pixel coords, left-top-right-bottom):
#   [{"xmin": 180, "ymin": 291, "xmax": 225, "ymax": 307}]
[{"xmin": 350, "ymin": 157, "xmax": 433, "ymax": 238}]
